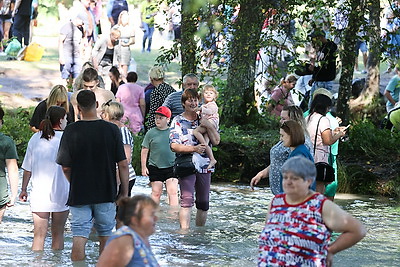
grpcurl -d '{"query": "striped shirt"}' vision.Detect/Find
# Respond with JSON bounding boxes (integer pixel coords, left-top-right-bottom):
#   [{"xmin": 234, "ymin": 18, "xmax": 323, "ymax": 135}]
[
  {"xmin": 120, "ymin": 126, "xmax": 136, "ymax": 180},
  {"xmin": 258, "ymin": 193, "xmax": 331, "ymax": 266},
  {"xmin": 163, "ymin": 90, "xmax": 184, "ymax": 120}
]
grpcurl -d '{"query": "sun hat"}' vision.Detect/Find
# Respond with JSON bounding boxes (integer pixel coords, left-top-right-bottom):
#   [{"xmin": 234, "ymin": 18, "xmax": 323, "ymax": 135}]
[
  {"xmin": 155, "ymin": 106, "xmax": 171, "ymax": 118},
  {"xmin": 313, "ymin": 88, "xmax": 333, "ymax": 100}
]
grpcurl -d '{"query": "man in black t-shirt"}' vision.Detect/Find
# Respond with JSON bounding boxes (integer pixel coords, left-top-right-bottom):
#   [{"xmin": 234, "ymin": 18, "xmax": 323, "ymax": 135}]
[
  {"xmin": 307, "ymin": 29, "xmax": 338, "ymax": 106},
  {"xmin": 57, "ymin": 90, "xmax": 128, "ymax": 261}
]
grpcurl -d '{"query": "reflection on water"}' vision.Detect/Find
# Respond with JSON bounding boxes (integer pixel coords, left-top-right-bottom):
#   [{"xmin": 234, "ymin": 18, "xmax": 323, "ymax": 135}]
[{"xmin": 1, "ymin": 176, "xmax": 400, "ymax": 266}]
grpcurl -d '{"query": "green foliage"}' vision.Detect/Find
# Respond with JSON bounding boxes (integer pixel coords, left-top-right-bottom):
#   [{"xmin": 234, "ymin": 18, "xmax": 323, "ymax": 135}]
[
  {"xmin": 132, "ymin": 134, "xmax": 144, "ymax": 175},
  {"xmin": 1, "ymin": 108, "xmax": 34, "ymax": 164},
  {"xmin": 340, "ymin": 120, "xmax": 400, "ymax": 160}
]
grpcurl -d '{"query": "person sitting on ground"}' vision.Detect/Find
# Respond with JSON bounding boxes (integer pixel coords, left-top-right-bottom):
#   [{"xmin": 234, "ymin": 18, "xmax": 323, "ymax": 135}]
[
  {"xmin": 193, "ymin": 85, "xmax": 219, "ymax": 169},
  {"xmin": 258, "ymin": 156, "xmax": 366, "ymax": 266},
  {"xmin": 0, "ymin": 106, "xmax": 19, "ymax": 223},
  {"xmin": 30, "ymin": 85, "xmax": 74, "ymax": 133},
  {"xmin": 141, "ymin": 106, "xmax": 178, "ymax": 206},
  {"xmin": 265, "ymin": 74, "xmax": 297, "ymax": 117},
  {"xmin": 97, "ymin": 195, "xmax": 159, "ymax": 266},
  {"xmin": 116, "ymin": 71, "xmax": 146, "ymax": 134},
  {"xmin": 20, "ymin": 106, "xmax": 70, "ymax": 251},
  {"xmin": 109, "ymin": 66, "xmax": 124, "ymax": 95},
  {"xmin": 101, "ymin": 101, "xmax": 136, "ymax": 197}
]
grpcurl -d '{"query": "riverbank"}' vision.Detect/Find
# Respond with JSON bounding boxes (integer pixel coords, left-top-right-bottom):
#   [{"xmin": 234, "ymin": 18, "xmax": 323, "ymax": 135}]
[{"xmin": 1, "ymin": 29, "xmax": 399, "ymax": 197}]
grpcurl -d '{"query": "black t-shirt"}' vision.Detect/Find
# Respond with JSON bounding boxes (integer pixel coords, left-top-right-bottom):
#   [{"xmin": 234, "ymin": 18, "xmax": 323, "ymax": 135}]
[
  {"xmin": 56, "ymin": 120, "xmax": 126, "ymax": 206},
  {"xmin": 312, "ymin": 40, "xmax": 337, "ymax": 82},
  {"xmin": 16, "ymin": 0, "xmax": 33, "ymax": 16},
  {"xmin": 29, "ymin": 100, "xmax": 75, "ymax": 129}
]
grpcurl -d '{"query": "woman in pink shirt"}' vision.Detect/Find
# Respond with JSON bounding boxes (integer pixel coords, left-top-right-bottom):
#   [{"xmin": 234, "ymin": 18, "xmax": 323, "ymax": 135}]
[
  {"xmin": 266, "ymin": 75, "xmax": 297, "ymax": 117},
  {"xmin": 116, "ymin": 72, "xmax": 145, "ymax": 134}
]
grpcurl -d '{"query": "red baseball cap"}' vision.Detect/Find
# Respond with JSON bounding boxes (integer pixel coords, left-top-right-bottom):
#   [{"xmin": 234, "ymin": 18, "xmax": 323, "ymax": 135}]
[{"xmin": 155, "ymin": 106, "xmax": 171, "ymax": 118}]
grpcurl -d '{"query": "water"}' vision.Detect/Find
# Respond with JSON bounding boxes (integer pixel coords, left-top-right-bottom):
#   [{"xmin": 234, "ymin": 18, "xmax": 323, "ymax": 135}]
[{"xmin": 1, "ymin": 176, "xmax": 399, "ymax": 266}]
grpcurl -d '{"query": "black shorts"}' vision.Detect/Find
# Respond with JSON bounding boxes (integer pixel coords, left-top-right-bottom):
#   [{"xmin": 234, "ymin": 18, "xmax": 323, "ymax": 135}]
[{"xmin": 148, "ymin": 165, "xmax": 174, "ymax": 182}]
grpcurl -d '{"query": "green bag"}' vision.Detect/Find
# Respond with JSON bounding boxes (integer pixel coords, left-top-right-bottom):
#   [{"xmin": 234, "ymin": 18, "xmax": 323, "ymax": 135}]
[{"xmin": 5, "ymin": 38, "xmax": 22, "ymax": 57}]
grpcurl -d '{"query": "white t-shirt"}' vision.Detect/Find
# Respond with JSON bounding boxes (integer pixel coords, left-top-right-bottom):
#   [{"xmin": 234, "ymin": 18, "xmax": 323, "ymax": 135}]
[
  {"xmin": 306, "ymin": 113, "xmax": 331, "ymax": 163},
  {"xmin": 22, "ymin": 131, "xmax": 69, "ymax": 212}
]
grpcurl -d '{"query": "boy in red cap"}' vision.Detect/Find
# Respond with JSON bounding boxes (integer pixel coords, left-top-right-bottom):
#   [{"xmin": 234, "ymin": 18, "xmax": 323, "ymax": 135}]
[{"xmin": 141, "ymin": 106, "xmax": 178, "ymax": 206}]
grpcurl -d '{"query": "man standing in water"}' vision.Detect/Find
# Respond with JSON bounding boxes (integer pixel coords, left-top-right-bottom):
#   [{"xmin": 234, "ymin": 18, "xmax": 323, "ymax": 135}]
[
  {"xmin": 57, "ymin": 90, "xmax": 128, "ymax": 261},
  {"xmin": 163, "ymin": 73, "xmax": 200, "ymax": 120}
]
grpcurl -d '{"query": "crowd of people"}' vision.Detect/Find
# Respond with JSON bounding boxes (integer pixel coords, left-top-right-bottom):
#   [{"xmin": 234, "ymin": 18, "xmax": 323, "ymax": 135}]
[{"xmin": 0, "ymin": 1, "xmax": 371, "ymax": 266}]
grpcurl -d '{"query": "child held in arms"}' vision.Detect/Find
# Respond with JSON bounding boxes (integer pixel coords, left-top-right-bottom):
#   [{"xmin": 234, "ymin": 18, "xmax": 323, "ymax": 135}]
[{"xmin": 193, "ymin": 85, "xmax": 219, "ymax": 169}]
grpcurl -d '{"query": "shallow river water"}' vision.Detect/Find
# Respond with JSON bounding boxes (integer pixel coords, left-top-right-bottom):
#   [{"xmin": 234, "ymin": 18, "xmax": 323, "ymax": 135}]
[{"xmin": 1, "ymin": 176, "xmax": 399, "ymax": 266}]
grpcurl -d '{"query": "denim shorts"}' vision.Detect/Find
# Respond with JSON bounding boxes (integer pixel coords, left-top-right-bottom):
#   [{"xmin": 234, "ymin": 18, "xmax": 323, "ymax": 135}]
[{"xmin": 70, "ymin": 202, "xmax": 116, "ymax": 238}]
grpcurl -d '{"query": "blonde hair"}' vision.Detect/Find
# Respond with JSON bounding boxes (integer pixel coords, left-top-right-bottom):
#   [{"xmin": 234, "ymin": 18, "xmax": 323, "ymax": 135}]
[
  {"xmin": 202, "ymin": 84, "xmax": 219, "ymax": 100},
  {"xmin": 46, "ymin": 85, "xmax": 69, "ymax": 113},
  {"xmin": 280, "ymin": 74, "xmax": 297, "ymax": 85},
  {"xmin": 117, "ymin": 10, "xmax": 129, "ymax": 26},
  {"xmin": 102, "ymin": 101, "xmax": 124, "ymax": 121}
]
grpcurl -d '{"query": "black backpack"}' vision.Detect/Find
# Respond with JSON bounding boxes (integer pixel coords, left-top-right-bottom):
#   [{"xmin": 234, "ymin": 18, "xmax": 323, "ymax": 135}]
[{"xmin": 111, "ymin": 0, "xmax": 129, "ymax": 24}]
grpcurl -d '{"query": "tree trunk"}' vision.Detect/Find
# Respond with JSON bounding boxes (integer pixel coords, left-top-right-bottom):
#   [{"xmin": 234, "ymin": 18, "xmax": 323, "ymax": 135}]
[
  {"xmin": 336, "ymin": 0, "xmax": 365, "ymax": 125},
  {"xmin": 221, "ymin": 0, "xmax": 267, "ymax": 126},
  {"xmin": 349, "ymin": 0, "xmax": 382, "ymax": 118},
  {"xmin": 181, "ymin": 0, "xmax": 198, "ymax": 75}
]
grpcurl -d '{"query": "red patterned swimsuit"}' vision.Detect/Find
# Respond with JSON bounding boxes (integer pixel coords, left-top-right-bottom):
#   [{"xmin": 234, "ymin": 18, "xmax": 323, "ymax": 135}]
[{"xmin": 258, "ymin": 193, "xmax": 331, "ymax": 267}]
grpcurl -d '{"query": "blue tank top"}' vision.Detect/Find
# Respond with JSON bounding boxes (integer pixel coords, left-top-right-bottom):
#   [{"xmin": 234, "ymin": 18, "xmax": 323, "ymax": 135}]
[{"xmin": 106, "ymin": 226, "xmax": 160, "ymax": 267}]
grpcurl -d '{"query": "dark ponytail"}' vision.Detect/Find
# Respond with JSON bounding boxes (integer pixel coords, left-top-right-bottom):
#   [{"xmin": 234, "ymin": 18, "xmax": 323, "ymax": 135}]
[{"xmin": 40, "ymin": 106, "xmax": 66, "ymax": 140}]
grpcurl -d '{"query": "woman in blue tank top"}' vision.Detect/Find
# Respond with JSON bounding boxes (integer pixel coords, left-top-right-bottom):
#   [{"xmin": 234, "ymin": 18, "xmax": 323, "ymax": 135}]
[{"xmin": 97, "ymin": 195, "xmax": 160, "ymax": 267}]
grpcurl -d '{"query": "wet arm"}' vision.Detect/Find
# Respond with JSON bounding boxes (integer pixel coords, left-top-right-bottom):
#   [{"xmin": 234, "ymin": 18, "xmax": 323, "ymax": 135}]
[
  {"xmin": 117, "ymin": 160, "xmax": 129, "ymax": 199},
  {"xmin": 323, "ymin": 200, "xmax": 367, "ymax": 255},
  {"xmin": 6, "ymin": 159, "xmax": 18, "ymax": 206},
  {"xmin": 141, "ymin": 147, "xmax": 149, "ymax": 176},
  {"xmin": 19, "ymin": 170, "xmax": 31, "ymax": 202}
]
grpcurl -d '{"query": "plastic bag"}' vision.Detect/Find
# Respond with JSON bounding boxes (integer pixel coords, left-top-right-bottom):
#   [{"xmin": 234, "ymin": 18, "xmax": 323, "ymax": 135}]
[
  {"xmin": 4, "ymin": 39, "xmax": 22, "ymax": 56},
  {"xmin": 24, "ymin": 42, "xmax": 44, "ymax": 61}
]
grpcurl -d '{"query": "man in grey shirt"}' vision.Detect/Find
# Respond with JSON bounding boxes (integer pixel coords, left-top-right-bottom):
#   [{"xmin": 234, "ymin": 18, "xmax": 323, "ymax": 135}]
[{"xmin": 162, "ymin": 73, "xmax": 199, "ymax": 119}]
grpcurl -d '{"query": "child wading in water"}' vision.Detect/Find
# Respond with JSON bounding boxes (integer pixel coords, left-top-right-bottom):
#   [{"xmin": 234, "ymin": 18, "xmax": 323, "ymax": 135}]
[
  {"xmin": 141, "ymin": 106, "xmax": 179, "ymax": 206},
  {"xmin": 193, "ymin": 85, "xmax": 219, "ymax": 169}
]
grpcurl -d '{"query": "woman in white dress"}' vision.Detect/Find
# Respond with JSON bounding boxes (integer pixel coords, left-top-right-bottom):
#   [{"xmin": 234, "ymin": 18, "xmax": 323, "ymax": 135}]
[{"xmin": 19, "ymin": 106, "xmax": 69, "ymax": 251}]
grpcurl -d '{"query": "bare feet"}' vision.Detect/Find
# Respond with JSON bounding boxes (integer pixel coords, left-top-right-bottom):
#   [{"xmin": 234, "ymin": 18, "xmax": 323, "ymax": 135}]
[{"xmin": 207, "ymin": 159, "xmax": 217, "ymax": 169}]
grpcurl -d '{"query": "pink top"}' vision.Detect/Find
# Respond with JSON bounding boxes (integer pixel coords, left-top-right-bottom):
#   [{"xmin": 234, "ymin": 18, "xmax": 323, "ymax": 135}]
[
  {"xmin": 116, "ymin": 83, "xmax": 145, "ymax": 134},
  {"xmin": 306, "ymin": 113, "xmax": 331, "ymax": 163},
  {"xmin": 269, "ymin": 85, "xmax": 294, "ymax": 117},
  {"xmin": 201, "ymin": 101, "xmax": 219, "ymax": 129}
]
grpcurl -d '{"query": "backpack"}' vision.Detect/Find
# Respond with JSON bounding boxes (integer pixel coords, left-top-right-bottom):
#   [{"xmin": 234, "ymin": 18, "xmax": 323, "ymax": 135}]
[{"xmin": 111, "ymin": 0, "xmax": 128, "ymax": 24}]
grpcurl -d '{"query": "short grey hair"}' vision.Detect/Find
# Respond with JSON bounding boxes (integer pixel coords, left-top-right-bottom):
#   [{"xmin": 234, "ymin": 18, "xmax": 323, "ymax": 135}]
[
  {"xmin": 281, "ymin": 156, "xmax": 316, "ymax": 183},
  {"xmin": 183, "ymin": 73, "xmax": 198, "ymax": 83}
]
